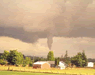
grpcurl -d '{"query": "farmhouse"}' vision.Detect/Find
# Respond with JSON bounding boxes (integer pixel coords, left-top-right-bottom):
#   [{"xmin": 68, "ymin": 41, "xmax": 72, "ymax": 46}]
[
  {"xmin": 87, "ymin": 62, "xmax": 94, "ymax": 67},
  {"xmin": 33, "ymin": 61, "xmax": 50, "ymax": 69},
  {"xmin": 55, "ymin": 61, "xmax": 67, "ymax": 69},
  {"xmin": 58, "ymin": 61, "xmax": 67, "ymax": 69}
]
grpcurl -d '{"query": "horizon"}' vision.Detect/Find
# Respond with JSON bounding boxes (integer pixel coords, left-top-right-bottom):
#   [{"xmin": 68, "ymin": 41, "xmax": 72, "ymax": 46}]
[{"xmin": 0, "ymin": 49, "xmax": 95, "ymax": 59}]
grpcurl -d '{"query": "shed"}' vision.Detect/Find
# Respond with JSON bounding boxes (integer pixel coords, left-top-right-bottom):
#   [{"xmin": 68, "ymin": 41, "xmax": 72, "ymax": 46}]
[
  {"xmin": 33, "ymin": 62, "xmax": 50, "ymax": 69},
  {"xmin": 87, "ymin": 62, "xmax": 94, "ymax": 67}
]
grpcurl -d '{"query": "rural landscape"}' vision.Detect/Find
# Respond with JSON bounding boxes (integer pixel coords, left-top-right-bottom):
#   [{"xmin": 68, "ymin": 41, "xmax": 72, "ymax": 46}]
[
  {"xmin": 0, "ymin": 0, "xmax": 95, "ymax": 75},
  {"xmin": 0, "ymin": 50, "xmax": 95, "ymax": 75}
]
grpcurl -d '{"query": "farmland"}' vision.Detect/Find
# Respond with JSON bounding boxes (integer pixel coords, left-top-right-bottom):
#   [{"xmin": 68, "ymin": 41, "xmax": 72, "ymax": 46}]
[
  {"xmin": 0, "ymin": 71, "xmax": 64, "ymax": 75},
  {"xmin": 0, "ymin": 66, "xmax": 95, "ymax": 75}
]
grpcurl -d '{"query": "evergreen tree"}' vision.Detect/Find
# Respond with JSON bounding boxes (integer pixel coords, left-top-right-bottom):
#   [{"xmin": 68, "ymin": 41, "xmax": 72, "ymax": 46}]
[
  {"xmin": 82, "ymin": 50, "xmax": 88, "ymax": 67},
  {"xmin": 77, "ymin": 54, "xmax": 82, "ymax": 67},
  {"xmin": 55, "ymin": 57, "xmax": 59, "ymax": 66},
  {"xmin": 47, "ymin": 51, "xmax": 55, "ymax": 61},
  {"xmin": 64, "ymin": 50, "xmax": 68, "ymax": 58},
  {"xmin": 64, "ymin": 50, "xmax": 71, "ymax": 65}
]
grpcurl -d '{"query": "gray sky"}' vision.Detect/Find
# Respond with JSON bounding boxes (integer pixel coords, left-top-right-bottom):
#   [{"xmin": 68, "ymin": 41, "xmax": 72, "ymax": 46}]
[{"xmin": 0, "ymin": 0, "xmax": 95, "ymax": 58}]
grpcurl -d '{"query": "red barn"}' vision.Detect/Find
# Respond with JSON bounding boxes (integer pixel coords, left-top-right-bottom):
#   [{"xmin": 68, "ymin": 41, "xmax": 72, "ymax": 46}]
[{"xmin": 33, "ymin": 62, "xmax": 50, "ymax": 69}]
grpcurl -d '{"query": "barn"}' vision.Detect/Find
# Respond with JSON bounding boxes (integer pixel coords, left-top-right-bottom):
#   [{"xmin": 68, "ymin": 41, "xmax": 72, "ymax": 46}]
[{"xmin": 33, "ymin": 62, "xmax": 50, "ymax": 69}]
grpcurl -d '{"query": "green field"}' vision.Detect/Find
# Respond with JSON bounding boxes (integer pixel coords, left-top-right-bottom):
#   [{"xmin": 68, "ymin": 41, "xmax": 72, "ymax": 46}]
[
  {"xmin": 0, "ymin": 66, "xmax": 95, "ymax": 75},
  {"xmin": 0, "ymin": 71, "xmax": 66, "ymax": 75}
]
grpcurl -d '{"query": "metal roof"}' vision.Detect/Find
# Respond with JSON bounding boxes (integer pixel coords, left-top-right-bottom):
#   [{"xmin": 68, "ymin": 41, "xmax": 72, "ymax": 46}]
[
  {"xmin": 33, "ymin": 61, "xmax": 49, "ymax": 65},
  {"xmin": 37, "ymin": 61, "xmax": 55, "ymax": 64}
]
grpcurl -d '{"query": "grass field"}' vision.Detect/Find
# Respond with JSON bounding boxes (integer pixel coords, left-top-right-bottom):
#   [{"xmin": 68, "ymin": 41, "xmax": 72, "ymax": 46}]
[
  {"xmin": 0, "ymin": 71, "xmax": 66, "ymax": 75},
  {"xmin": 0, "ymin": 66, "xmax": 95, "ymax": 75}
]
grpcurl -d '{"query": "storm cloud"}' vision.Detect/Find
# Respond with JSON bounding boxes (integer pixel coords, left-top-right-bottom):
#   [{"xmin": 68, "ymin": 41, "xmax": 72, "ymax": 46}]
[{"xmin": 0, "ymin": 0, "xmax": 95, "ymax": 49}]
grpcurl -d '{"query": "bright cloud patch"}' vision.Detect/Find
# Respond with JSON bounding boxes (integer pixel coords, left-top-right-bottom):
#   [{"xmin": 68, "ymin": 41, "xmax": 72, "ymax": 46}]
[{"xmin": 0, "ymin": 36, "xmax": 49, "ymax": 57}]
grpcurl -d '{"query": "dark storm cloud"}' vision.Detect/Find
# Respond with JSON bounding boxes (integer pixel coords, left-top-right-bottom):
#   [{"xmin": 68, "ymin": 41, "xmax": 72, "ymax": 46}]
[
  {"xmin": 0, "ymin": 0, "xmax": 95, "ymax": 49},
  {"xmin": 0, "ymin": 27, "xmax": 50, "ymax": 43},
  {"xmin": 0, "ymin": 27, "xmax": 36, "ymax": 43}
]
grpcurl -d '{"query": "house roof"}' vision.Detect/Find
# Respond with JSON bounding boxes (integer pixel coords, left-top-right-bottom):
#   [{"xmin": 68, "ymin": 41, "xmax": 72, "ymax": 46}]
[
  {"xmin": 60, "ymin": 61, "xmax": 67, "ymax": 66},
  {"xmin": 37, "ymin": 61, "xmax": 66, "ymax": 65},
  {"xmin": 47, "ymin": 61, "xmax": 55, "ymax": 64},
  {"xmin": 33, "ymin": 61, "xmax": 49, "ymax": 65},
  {"xmin": 37, "ymin": 61, "xmax": 55, "ymax": 64}
]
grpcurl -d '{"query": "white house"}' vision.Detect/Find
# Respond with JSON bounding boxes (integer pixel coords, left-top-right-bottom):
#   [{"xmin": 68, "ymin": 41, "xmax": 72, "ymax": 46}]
[
  {"xmin": 57, "ymin": 61, "xmax": 67, "ymax": 69},
  {"xmin": 87, "ymin": 62, "xmax": 94, "ymax": 67}
]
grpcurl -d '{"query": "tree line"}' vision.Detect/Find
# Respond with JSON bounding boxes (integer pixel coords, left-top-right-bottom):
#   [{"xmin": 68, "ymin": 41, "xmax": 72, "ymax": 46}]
[
  {"xmin": 0, "ymin": 50, "xmax": 88, "ymax": 67},
  {"xmin": 47, "ymin": 50, "xmax": 88, "ymax": 67}
]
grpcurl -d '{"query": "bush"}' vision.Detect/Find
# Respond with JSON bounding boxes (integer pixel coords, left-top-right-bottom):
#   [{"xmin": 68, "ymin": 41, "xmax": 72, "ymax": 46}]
[
  {"xmin": 29, "ymin": 62, "xmax": 33, "ymax": 67},
  {"xmin": 22, "ymin": 64, "xmax": 26, "ymax": 67},
  {"xmin": 0, "ymin": 59, "xmax": 8, "ymax": 65}
]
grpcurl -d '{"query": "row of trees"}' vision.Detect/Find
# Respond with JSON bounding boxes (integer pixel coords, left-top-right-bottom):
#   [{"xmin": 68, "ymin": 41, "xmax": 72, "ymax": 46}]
[
  {"xmin": 0, "ymin": 50, "xmax": 32, "ymax": 67},
  {"xmin": 0, "ymin": 50, "xmax": 88, "ymax": 67},
  {"xmin": 47, "ymin": 50, "xmax": 88, "ymax": 67}
]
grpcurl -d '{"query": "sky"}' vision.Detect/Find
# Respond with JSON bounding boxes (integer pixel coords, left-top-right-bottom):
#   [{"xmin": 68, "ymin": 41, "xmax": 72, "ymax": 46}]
[{"xmin": 0, "ymin": 0, "xmax": 95, "ymax": 58}]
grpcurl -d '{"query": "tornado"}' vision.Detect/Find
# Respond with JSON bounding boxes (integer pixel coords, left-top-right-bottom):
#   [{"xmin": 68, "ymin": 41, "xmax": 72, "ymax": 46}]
[
  {"xmin": 47, "ymin": 34, "xmax": 53, "ymax": 50},
  {"xmin": 46, "ymin": 26, "xmax": 54, "ymax": 50}
]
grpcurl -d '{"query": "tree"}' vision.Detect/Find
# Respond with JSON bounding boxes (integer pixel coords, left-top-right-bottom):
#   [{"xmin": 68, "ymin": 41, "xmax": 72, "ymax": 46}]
[
  {"xmin": 77, "ymin": 55, "xmax": 82, "ymax": 67},
  {"xmin": 0, "ymin": 59, "xmax": 8, "ymax": 65},
  {"xmin": 23, "ymin": 57, "xmax": 31, "ymax": 67},
  {"xmin": 47, "ymin": 51, "xmax": 55, "ymax": 61},
  {"xmin": 8, "ymin": 50, "xmax": 24, "ymax": 66},
  {"xmin": 71, "ymin": 52, "xmax": 87, "ymax": 67},
  {"xmin": 55, "ymin": 57, "xmax": 59, "ymax": 66},
  {"xmin": 94, "ymin": 62, "xmax": 95, "ymax": 67},
  {"xmin": 64, "ymin": 50, "xmax": 68, "ymax": 59},
  {"xmin": 1, "ymin": 50, "xmax": 9, "ymax": 60},
  {"xmin": 82, "ymin": 50, "xmax": 88, "ymax": 67},
  {"xmin": 64, "ymin": 50, "xmax": 71, "ymax": 65},
  {"xmin": 29, "ymin": 62, "xmax": 33, "ymax": 67},
  {"xmin": 71, "ymin": 52, "xmax": 82, "ymax": 67}
]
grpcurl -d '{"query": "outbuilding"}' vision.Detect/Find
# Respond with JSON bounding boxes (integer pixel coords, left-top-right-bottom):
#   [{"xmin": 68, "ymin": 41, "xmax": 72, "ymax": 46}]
[
  {"xmin": 87, "ymin": 62, "xmax": 94, "ymax": 67},
  {"xmin": 33, "ymin": 62, "xmax": 50, "ymax": 69}
]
